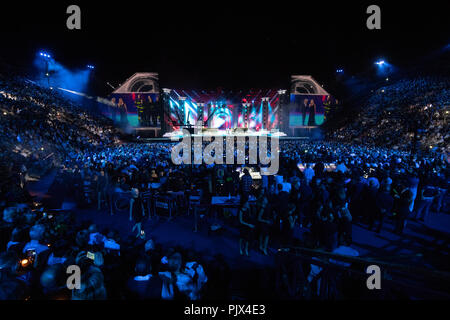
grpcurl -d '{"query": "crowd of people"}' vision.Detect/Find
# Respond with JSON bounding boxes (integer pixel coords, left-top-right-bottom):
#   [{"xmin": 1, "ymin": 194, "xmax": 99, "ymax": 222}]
[
  {"xmin": 0, "ymin": 73, "xmax": 121, "ymax": 204},
  {"xmin": 328, "ymin": 76, "xmax": 450, "ymax": 154},
  {"xmin": 0, "ymin": 73, "xmax": 448, "ymax": 300},
  {"xmin": 0, "ymin": 206, "xmax": 211, "ymax": 300}
]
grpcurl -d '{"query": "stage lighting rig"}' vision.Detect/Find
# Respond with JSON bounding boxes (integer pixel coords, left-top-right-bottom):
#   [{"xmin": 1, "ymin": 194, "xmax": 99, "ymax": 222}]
[
  {"xmin": 197, "ymin": 102, "xmax": 205, "ymax": 124},
  {"xmin": 39, "ymin": 52, "xmax": 51, "ymax": 59}
]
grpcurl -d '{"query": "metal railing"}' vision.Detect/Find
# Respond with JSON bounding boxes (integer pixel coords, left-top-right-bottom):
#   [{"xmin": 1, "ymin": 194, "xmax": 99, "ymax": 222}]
[{"xmin": 278, "ymin": 246, "xmax": 450, "ymax": 299}]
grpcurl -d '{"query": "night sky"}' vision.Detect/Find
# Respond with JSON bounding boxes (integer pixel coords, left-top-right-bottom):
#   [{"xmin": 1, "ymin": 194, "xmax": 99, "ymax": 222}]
[{"xmin": 0, "ymin": 1, "xmax": 448, "ymax": 95}]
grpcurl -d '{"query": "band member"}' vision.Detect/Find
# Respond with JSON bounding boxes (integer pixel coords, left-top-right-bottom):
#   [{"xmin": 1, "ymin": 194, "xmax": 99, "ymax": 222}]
[
  {"xmin": 136, "ymin": 94, "xmax": 145, "ymax": 126},
  {"xmin": 110, "ymin": 97, "xmax": 118, "ymax": 122},
  {"xmin": 118, "ymin": 98, "xmax": 128, "ymax": 125},
  {"xmin": 323, "ymin": 96, "xmax": 331, "ymax": 121},
  {"xmin": 144, "ymin": 95, "xmax": 155, "ymax": 126},
  {"xmin": 154, "ymin": 96, "xmax": 161, "ymax": 126},
  {"xmin": 301, "ymin": 98, "xmax": 309, "ymax": 126},
  {"xmin": 308, "ymin": 99, "xmax": 316, "ymax": 126}
]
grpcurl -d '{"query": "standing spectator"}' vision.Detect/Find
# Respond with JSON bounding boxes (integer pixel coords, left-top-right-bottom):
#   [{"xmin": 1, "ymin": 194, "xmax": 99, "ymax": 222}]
[
  {"xmin": 414, "ymin": 185, "xmax": 435, "ymax": 222},
  {"xmin": 394, "ymin": 189, "xmax": 413, "ymax": 234},
  {"xmin": 240, "ymin": 169, "xmax": 253, "ymax": 199},
  {"xmin": 372, "ymin": 182, "xmax": 394, "ymax": 233},
  {"xmin": 238, "ymin": 197, "xmax": 255, "ymax": 256},
  {"xmin": 256, "ymin": 188, "xmax": 272, "ymax": 255},
  {"xmin": 130, "ymin": 188, "xmax": 145, "ymax": 238}
]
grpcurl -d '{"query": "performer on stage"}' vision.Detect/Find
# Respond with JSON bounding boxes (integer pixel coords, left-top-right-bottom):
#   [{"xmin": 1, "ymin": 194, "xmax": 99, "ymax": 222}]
[
  {"xmin": 135, "ymin": 94, "xmax": 145, "ymax": 126},
  {"xmin": 118, "ymin": 98, "xmax": 128, "ymax": 126},
  {"xmin": 153, "ymin": 95, "xmax": 161, "ymax": 126},
  {"xmin": 302, "ymin": 98, "xmax": 309, "ymax": 126},
  {"xmin": 142, "ymin": 95, "xmax": 153, "ymax": 127},
  {"xmin": 323, "ymin": 96, "xmax": 331, "ymax": 122},
  {"xmin": 308, "ymin": 99, "xmax": 317, "ymax": 126}
]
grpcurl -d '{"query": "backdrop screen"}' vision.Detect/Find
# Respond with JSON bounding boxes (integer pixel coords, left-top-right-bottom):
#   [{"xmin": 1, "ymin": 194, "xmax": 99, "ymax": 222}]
[
  {"xmin": 106, "ymin": 93, "xmax": 161, "ymax": 128},
  {"xmin": 289, "ymin": 94, "xmax": 334, "ymax": 127}
]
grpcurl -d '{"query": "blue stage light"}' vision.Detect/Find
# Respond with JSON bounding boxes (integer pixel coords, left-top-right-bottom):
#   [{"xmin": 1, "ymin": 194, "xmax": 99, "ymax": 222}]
[{"xmin": 375, "ymin": 60, "xmax": 385, "ymax": 66}]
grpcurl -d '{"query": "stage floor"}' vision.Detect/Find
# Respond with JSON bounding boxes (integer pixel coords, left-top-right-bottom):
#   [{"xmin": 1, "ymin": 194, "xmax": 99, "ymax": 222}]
[{"xmin": 163, "ymin": 129, "xmax": 287, "ymax": 139}]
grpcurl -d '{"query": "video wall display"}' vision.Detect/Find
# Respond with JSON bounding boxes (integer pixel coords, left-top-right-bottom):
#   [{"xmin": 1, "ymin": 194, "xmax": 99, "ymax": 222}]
[
  {"xmin": 289, "ymin": 75, "xmax": 335, "ymax": 128},
  {"xmin": 289, "ymin": 94, "xmax": 333, "ymax": 127},
  {"xmin": 101, "ymin": 73, "xmax": 335, "ymax": 132},
  {"xmin": 106, "ymin": 72, "xmax": 161, "ymax": 128},
  {"xmin": 105, "ymin": 93, "xmax": 161, "ymax": 128}
]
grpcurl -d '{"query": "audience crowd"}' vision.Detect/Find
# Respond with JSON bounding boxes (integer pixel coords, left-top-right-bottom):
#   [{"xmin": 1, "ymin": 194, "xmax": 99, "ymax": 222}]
[
  {"xmin": 328, "ymin": 76, "xmax": 450, "ymax": 154},
  {"xmin": 0, "ymin": 73, "xmax": 121, "ymax": 204},
  {"xmin": 0, "ymin": 74, "xmax": 448, "ymax": 300}
]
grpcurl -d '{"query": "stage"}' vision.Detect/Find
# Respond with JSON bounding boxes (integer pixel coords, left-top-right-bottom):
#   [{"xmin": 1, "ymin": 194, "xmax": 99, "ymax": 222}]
[
  {"xmin": 129, "ymin": 126, "xmax": 321, "ymax": 142},
  {"xmin": 162, "ymin": 128, "xmax": 287, "ymax": 139}
]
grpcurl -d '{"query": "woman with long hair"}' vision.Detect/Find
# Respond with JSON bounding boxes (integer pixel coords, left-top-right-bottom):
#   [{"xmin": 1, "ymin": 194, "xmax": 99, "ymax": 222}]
[{"xmin": 118, "ymin": 98, "xmax": 128, "ymax": 125}]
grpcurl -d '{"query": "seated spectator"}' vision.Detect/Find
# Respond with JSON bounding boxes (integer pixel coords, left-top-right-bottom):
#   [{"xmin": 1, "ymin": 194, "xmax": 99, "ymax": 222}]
[
  {"xmin": 6, "ymin": 227, "xmax": 27, "ymax": 253},
  {"xmin": 159, "ymin": 252, "xmax": 195, "ymax": 300},
  {"xmin": 0, "ymin": 252, "xmax": 29, "ymax": 300},
  {"xmin": 46, "ymin": 240, "xmax": 69, "ymax": 266},
  {"xmin": 183, "ymin": 251, "xmax": 208, "ymax": 300},
  {"xmin": 126, "ymin": 258, "xmax": 163, "ymax": 299},
  {"xmin": 71, "ymin": 251, "xmax": 107, "ymax": 300},
  {"xmin": 22, "ymin": 224, "xmax": 49, "ymax": 256},
  {"xmin": 40, "ymin": 264, "xmax": 71, "ymax": 300}
]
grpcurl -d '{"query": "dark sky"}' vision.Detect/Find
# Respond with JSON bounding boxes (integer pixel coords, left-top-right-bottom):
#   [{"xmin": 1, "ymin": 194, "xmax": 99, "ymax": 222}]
[{"xmin": 0, "ymin": 1, "xmax": 448, "ymax": 94}]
